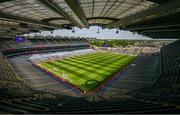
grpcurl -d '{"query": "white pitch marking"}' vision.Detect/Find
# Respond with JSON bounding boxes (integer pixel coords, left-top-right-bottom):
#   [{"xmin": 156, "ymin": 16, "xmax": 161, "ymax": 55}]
[{"xmin": 34, "ymin": 81, "xmax": 59, "ymax": 87}]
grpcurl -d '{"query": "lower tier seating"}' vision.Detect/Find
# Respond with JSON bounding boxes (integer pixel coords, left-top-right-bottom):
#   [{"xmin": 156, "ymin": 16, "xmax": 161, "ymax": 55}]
[
  {"xmin": 128, "ymin": 40, "xmax": 180, "ymax": 110},
  {"xmin": 0, "ymin": 52, "xmax": 32, "ymax": 90},
  {"xmin": 0, "ymin": 88, "xmax": 179, "ymax": 114},
  {"xmin": 155, "ymin": 40, "xmax": 180, "ymax": 92}
]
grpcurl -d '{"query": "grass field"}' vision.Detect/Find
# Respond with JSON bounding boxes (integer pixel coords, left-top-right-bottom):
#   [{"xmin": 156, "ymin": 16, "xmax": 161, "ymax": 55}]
[{"xmin": 36, "ymin": 52, "xmax": 136, "ymax": 92}]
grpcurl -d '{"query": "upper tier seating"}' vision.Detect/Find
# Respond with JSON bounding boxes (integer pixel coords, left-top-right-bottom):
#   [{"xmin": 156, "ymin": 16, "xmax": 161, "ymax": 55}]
[
  {"xmin": 0, "ymin": 37, "xmax": 90, "ymax": 57},
  {"xmin": 0, "ymin": 37, "xmax": 89, "ymax": 51},
  {"xmin": 97, "ymin": 47, "xmax": 159, "ymax": 55}
]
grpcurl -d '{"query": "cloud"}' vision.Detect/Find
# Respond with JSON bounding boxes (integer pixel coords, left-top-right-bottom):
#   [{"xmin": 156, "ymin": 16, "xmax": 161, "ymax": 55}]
[{"xmin": 30, "ymin": 26, "xmax": 151, "ymax": 39}]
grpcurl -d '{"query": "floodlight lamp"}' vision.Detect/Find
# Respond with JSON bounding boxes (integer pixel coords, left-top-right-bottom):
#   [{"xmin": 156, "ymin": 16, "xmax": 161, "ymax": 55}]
[
  {"xmin": 72, "ymin": 29, "xmax": 75, "ymax": 33},
  {"xmin": 116, "ymin": 30, "xmax": 119, "ymax": 34},
  {"xmin": 97, "ymin": 26, "xmax": 100, "ymax": 33}
]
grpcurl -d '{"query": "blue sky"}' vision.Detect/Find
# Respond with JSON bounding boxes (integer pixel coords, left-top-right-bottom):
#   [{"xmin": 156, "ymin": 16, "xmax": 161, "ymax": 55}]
[{"xmin": 34, "ymin": 26, "xmax": 151, "ymax": 39}]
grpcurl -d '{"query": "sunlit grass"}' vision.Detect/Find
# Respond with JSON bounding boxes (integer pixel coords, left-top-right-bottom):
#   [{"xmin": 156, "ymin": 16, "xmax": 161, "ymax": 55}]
[{"xmin": 38, "ymin": 52, "xmax": 136, "ymax": 91}]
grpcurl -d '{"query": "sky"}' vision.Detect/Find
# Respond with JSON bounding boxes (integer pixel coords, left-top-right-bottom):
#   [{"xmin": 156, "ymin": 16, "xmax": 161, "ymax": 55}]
[{"xmin": 31, "ymin": 26, "xmax": 151, "ymax": 40}]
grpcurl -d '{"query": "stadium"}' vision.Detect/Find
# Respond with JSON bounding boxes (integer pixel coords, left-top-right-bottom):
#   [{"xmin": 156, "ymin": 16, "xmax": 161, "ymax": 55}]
[{"xmin": 0, "ymin": 0, "xmax": 180, "ymax": 114}]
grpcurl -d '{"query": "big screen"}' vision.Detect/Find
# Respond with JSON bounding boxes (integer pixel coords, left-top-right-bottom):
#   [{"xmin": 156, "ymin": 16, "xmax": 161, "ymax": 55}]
[{"xmin": 15, "ymin": 36, "xmax": 26, "ymax": 42}]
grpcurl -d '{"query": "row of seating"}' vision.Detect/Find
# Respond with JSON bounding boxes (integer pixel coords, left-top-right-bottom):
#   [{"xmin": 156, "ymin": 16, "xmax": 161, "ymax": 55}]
[
  {"xmin": 2, "ymin": 45, "xmax": 90, "ymax": 58},
  {"xmin": 0, "ymin": 52, "xmax": 32, "ymax": 90},
  {"xmin": 0, "ymin": 37, "xmax": 89, "ymax": 51},
  {"xmin": 156, "ymin": 40, "xmax": 180, "ymax": 88},
  {"xmin": 129, "ymin": 40, "xmax": 180, "ymax": 108},
  {"xmin": 0, "ymin": 51, "xmax": 59, "ymax": 113},
  {"xmin": 0, "ymin": 87, "xmax": 178, "ymax": 114},
  {"xmin": 0, "ymin": 38, "xmax": 90, "ymax": 57},
  {"xmin": 97, "ymin": 46, "xmax": 159, "ymax": 55}
]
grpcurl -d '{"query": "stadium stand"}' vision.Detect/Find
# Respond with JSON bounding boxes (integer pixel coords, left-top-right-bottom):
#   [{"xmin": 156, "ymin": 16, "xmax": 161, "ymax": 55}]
[
  {"xmin": 0, "ymin": 52, "xmax": 32, "ymax": 90},
  {"xmin": 128, "ymin": 40, "xmax": 180, "ymax": 110},
  {"xmin": 96, "ymin": 46, "xmax": 159, "ymax": 55},
  {"xmin": 155, "ymin": 40, "xmax": 180, "ymax": 93},
  {"xmin": 29, "ymin": 49, "xmax": 95, "ymax": 63},
  {"xmin": 0, "ymin": 37, "xmax": 90, "ymax": 58}
]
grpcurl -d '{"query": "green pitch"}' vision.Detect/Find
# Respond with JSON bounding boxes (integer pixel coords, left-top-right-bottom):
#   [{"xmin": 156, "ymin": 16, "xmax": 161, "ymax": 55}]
[{"xmin": 37, "ymin": 52, "xmax": 136, "ymax": 92}]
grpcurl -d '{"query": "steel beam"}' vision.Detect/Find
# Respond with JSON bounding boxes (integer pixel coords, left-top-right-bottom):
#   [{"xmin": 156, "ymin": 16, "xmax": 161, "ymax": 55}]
[
  {"xmin": 147, "ymin": 0, "xmax": 169, "ymax": 4},
  {"xmin": 92, "ymin": 0, "xmax": 95, "ymax": 17},
  {"xmin": 0, "ymin": 12, "xmax": 61, "ymax": 29},
  {"xmin": 123, "ymin": 21, "xmax": 180, "ymax": 31},
  {"xmin": 39, "ymin": 0, "xmax": 82, "ymax": 28},
  {"xmin": 0, "ymin": 24, "xmax": 35, "ymax": 29},
  {"xmin": 105, "ymin": 0, "xmax": 180, "ymax": 28},
  {"xmin": 0, "ymin": 0, "xmax": 12, "ymax": 3},
  {"xmin": 89, "ymin": 23, "xmax": 105, "ymax": 27},
  {"xmin": 41, "ymin": 17, "xmax": 65, "ymax": 22},
  {"xmin": 142, "ymin": 29, "xmax": 180, "ymax": 33},
  {"xmin": 65, "ymin": 0, "xmax": 89, "ymax": 28},
  {"xmin": 143, "ymin": 31, "xmax": 180, "ymax": 39},
  {"xmin": 87, "ymin": 17, "xmax": 119, "ymax": 21}
]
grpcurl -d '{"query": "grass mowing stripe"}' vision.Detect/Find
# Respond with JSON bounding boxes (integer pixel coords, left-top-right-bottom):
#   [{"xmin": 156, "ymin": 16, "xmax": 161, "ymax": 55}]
[
  {"xmin": 55, "ymin": 55, "xmax": 134, "ymax": 77},
  {"xmin": 55, "ymin": 58, "xmax": 122, "ymax": 81},
  {"xmin": 54, "ymin": 56, "xmax": 133, "ymax": 81},
  {"xmin": 71, "ymin": 53, "xmax": 130, "ymax": 63},
  {"xmin": 55, "ymin": 60, "xmax": 103, "ymax": 81},
  {"xmin": 72, "ymin": 54, "xmax": 123, "ymax": 63},
  {"xmin": 65, "ymin": 57, "xmax": 129, "ymax": 72},
  {"xmin": 63, "ymin": 55, "xmax": 129, "ymax": 70},
  {"xmin": 66, "ymin": 54, "xmax": 126, "ymax": 64},
  {"xmin": 38, "ymin": 52, "xmax": 137, "ymax": 91},
  {"xmin": 46, "ymin": 61, "xmax": 95, "ymax": 82},
  {"xmin": 72, "ymin": 52, "xmax": 118, "ymax": 60},
  {"xmin": 43, "ymin": 55, "xmax": 134, "ymax": 83},
  {"xmin": 42, "ymin": 57, "xmax": 119, "ymax": 86},
  {"xmin": 73, "ymin": 52, "xmax": 108, "ymax": 59},
  {"xmin": 40, "ymin": 62, "xmax": 86, "ymax": 83},
  {"xmin": 70, "ymin": 56, "xmax": 129, "ymax": 67},
  {"xmin": 72, "ymin": 52, "xmax": 123, "ymax": 61}
]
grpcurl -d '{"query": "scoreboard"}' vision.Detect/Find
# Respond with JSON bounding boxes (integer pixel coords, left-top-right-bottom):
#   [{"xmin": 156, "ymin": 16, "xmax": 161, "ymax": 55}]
[{"xmin": 15, "ymin": 36, "xmax": 26, "ymax": 42}]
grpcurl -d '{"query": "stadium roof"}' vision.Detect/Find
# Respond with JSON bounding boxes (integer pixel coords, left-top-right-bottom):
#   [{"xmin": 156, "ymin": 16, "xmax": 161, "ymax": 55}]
[{"xmin": 0, "ymin": 0, "xmax": 179, "ymax": 39}]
